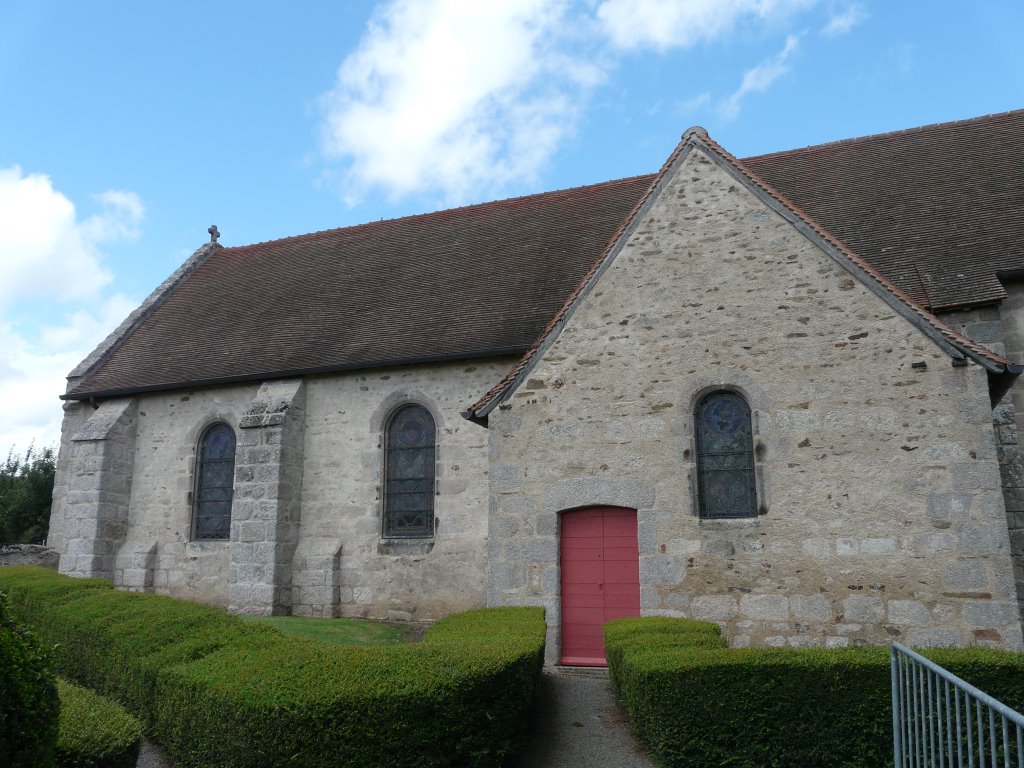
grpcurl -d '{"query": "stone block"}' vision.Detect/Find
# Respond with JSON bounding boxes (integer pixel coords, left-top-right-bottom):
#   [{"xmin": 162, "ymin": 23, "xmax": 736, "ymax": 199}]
[
  {"xmin": 861, "ymin": 538, "xmax": 896, "ymax": 555},
  {"xmin": 641, "ymin": 555, "xmax": 683, "ymax": 585},
  {"xmin": 963, "ymin": 321, "xmax": 1003, "ymax": 344},
  {"xmin": 542, "ymin": 476, "xmax": 655, "ymax": 513},
  {"xmin": 704, "ymin": 539, "xmax": 735, "ymax": 557},
  {"xmin": 836, "ymin": 538, "xmax": 857, "ymax": 555},
  {"xmin": 842, "ymin": 595, "xmax": 884, "ymax": 623},
  {"xmin": 740, "ymin": 594, "xmax": 789, "ymax": 621},
  {"xmin": 957, "ymin": 523, "xmax": 1009, "ymax": 556},
  {"xmin": 788, "ymin": 636, "xmax": 821, "ymax": 648},
  {"xmin": 525, "ymin": 538, "xmax": 557, "ymax": 562},
  {"xmin": 491, "ymin": 464, "xmax": 525, "ymax": 493},
  {"xmin": 490, "ymin": 517, "xmax": 519, "ymax": 537},
  {"xmin": 534, "ymin": 514, "xmax": 557, "ymax": 536},
  {"xmin": 963, "ymin": 601, "xmax": 1020, "ymax": 628},
  {"xmin": 489, "ymin": 562, "xmax": 524, "ymax": 592},
  {"xmin": 952, "ymin": 462, "xmax": 1000, "ymax": 492},
  {"xmin": 927, "ymin": 492, "xmax": 972, "ymax": 523},
  {"xmin": 976, "ymin": 491, "xmax": 1008, "ymax": 519},
  {"xmin": 237, "ymin": 521, "xmax": 267, "ymax": 543},
  {"xmin": 906, "ymin": 628, "xmax": 961, "ymax": 647},
  {"xmin": 921, "ymin": 444, "xmax": 970, "ymax": 462},
  {"xmin": 790, "ymin": 594, "xmax": 831, "ymax": 621},
  {"xmin": 887, "ymin": 600, "xmax": 931, "ymax": 626},
  {"xmin": 801, "ymin": 539, "xmax": 831, "ymax": 557},
  {"xmin": 912, "ymin": 533, "xmax": 954, "ymax": 556},
  {"xmin": 942, "ymin": 560, "xmax": 989, "ymax": 592}
]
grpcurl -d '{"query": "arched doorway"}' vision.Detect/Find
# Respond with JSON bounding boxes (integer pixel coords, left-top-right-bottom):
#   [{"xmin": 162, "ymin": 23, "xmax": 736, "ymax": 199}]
[{"xmin": 559, "ymin": 506, "xmax": 640, "ymax": 666}]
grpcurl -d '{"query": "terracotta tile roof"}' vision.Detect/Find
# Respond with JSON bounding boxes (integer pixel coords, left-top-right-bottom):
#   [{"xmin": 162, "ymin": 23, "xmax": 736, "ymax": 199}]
[
  {"xmin": 467, "ymin": 121, "xmax": 1022, "ymax": 420},
  {"xmin": 743, "ymin": 109, "xmax": 1024, "ymax": 311},
  {"xmin": 67, "ymin": 176, "xmax": 654, "ymax": 398},
  {"xmin": 68, "ymin": 110, "xmax": 1024, "ymax": 402}
]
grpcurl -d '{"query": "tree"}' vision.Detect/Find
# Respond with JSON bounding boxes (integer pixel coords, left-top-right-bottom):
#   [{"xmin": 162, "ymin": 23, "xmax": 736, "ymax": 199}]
[{"xmin": 0, "ymin": 445, "xmax": 56, "ymax": 544}]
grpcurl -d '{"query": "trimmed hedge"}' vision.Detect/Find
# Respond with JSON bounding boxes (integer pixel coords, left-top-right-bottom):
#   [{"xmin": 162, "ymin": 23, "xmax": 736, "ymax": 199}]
[
  {"xmin": 0, "ymin": 567, "xmax": 545, "ymax": 768},
  {"xmin": 605, "ymin": 616, "xmax": 1024, "ymax": 768},
  {"xmin": 0, "ymin": 589, "xmax": 59, "ymax": 768},
  {"xmin": 56, "ymin": 678, "xmax": 143, "ymax": 768}
]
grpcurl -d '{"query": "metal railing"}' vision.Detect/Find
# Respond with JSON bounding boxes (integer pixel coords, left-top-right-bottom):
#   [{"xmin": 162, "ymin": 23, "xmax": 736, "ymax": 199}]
[{"xmin": 891, "ymin": 642, "xmax": 1024, "ymax": 767}]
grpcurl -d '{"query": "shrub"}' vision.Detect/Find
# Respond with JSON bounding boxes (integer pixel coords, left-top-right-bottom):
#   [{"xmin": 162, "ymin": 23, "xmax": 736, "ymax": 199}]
[
  {"xmin": 0, "ymin": 589, "xmax": 60, "ymax": 768},
  {"xmin": 56, "ymin": 678, "xmax": 143, "ymax": 768},
  {"xmin": 0, "ymin": 567, "xmax": 546, "ymax": 768},
  {"xmin": 605, "ymin": 616, "xmax": 1024, "ymax": 768},
  {"xmin": 0, "ymin": 444, "xmax": 56, "ymax": 544}
]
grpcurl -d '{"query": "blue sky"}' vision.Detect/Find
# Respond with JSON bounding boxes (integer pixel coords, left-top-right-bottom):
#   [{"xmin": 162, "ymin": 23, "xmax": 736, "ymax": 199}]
[{"xmin": 1, "ymin": 0, "xmax": 1022, "ymax": 453}]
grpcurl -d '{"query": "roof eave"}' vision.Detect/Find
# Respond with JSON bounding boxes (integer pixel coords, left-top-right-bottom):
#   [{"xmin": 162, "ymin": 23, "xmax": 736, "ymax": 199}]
[{"xmin": 63, "ymin": 346, "xmax": 528, "ymax": 402}]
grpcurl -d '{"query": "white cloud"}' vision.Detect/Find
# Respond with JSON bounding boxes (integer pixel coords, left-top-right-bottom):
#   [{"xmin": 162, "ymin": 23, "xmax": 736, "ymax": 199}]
[
  {"xmin": 0, "ymin": 168, "xmax": 144, "ymax": 452},
  {"xmin": 596, "ymin": 0, "xmax": 814, "ymax": 51},
  {"xmin": 821, "ymin": 3, "xmax": 866, "ymax": 36},
  {"xmin": 318, "ymin": 0, "xmax": 833, "ymax": 202},
  {"xmin": 320, "ymin": 0, "xmax": 599, "ymax": 204},
  {"xmin": 0, "ymin": 167, "xmax": 143, "ymax": 309},
  {"xmin": 719, "ymin": 34, "xmax": 800, "ymax": 120}
]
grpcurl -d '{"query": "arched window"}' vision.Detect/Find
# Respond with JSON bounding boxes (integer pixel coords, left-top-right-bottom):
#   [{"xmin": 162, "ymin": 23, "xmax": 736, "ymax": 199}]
[
  {"xmin": 384, "ymin": 404, "xmax": 436, "ymax": 538},
  {"xmin": 695, "ymin": 391, "xmax": 757, "ymax": 519},
  {"xmin": 193, "ymin": 422, "xmax": 236, "ymax": 540}
]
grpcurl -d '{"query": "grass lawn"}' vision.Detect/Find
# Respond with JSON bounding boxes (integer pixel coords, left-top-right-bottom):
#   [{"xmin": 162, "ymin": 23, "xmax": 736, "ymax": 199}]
[{"xmin": 241, "ymin": 615, "xmax": 409, "ymax": 645}]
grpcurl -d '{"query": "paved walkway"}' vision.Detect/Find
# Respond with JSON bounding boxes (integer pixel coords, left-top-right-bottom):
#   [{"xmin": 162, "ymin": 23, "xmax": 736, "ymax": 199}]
[
  {"xmin": 136, "ymin": 739, "xmax": 170, "ymax": 768},
  {"xmin": 510, "ymin": 666, "xmax": 655, "ymax": 768},
  {"xmin": 136, "ymin": 666, "xmax": 652, "ymax": 768}
]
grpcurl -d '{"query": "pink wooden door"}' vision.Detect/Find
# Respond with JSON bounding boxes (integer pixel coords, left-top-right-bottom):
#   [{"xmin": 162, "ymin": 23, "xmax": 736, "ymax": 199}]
[{"xmin": 560, "ymin": 506, "xmax": 640, "ymax": 666}]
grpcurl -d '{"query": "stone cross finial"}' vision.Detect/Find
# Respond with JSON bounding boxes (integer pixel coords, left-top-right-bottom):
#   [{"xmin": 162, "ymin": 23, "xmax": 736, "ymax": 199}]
[{"xmin": 208, "ymin": 225, "xmax": 220, "ymax": 243}]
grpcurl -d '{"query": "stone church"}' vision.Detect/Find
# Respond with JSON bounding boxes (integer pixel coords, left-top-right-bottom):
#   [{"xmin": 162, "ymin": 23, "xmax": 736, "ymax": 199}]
[{"xmin": 47, "ymin": 110, "xmax": 1024, "ymax": 664}]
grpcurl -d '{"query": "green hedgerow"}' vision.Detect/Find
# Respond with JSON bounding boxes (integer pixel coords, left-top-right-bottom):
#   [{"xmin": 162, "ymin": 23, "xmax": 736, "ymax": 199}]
[
  {"xmin": 0, "ymin": 567, "xmax": 546, "ymax": 768},
  {"xmin": 605, "ymin": 616, "xmax": 1024, "ymax": 768},
  {"xmin": 0, "ymin": 589, "xmax": 60, "ymax": 768},
  {"xmin": 56, "ymin": 678, "xmax": 144, "ymax": 768}
]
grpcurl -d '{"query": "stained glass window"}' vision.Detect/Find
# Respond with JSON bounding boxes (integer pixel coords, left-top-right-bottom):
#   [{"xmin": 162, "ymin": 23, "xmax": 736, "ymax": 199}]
[
  {"xmin": 695, "ymin": 391, "xmax": 757, "ymax": 519},
  {"xmin": 194, "ymin": 422, "xmax": 236, "ymax": 540},
  {"xmin": 384, "ymin": 405, "xmax": 435, "ymax": 538}
]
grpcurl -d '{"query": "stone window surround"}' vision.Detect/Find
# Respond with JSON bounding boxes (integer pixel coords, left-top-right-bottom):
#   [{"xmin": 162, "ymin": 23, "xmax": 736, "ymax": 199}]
[
  {"xmin": 684, "ymin": 380, "xmax": 770, "ymax": 520},
  {"xmin": 371, "ymin": 391, "xmax": 444, "ymax": 545},
  {"xmin": 694, "ymin": 389, "xmax": 758, "ymax": 520},
  {"xmin": 189, "ymin": 417, "xmax": 239, "ymax": 542}
]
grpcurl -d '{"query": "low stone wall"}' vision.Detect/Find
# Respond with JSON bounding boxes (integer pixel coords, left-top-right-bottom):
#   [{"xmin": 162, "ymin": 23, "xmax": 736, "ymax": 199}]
[{"xmin": 0, "ymin": 544, "xmax": 60, "ymax": 569}]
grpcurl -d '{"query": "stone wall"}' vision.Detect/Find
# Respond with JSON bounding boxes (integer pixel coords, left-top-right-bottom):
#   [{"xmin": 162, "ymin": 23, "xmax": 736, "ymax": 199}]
[
  {"xmin": 486, "ymin": 144, "xmax": 1023, "ymax": 661},
  {"xmin": 58, "ymin": 398, "xmax": 138, "ymax": 579},
  {"xmin": 110, "ymin": 383, "xmax": 255, "ymax": 605},
  {"xmin": 939, "ymin": 286, "xmax": 1024, "ymax": 622},
  {"xmin": 0, "ymin": 545, "xmax": 59, "ymax": 569},
  {"xmin": 48, "ymin": 359, "xmax": 506, "ymax": 620},
  {"xmin": 229, "ymin": 379, "xmax": 307, "ymax": 615},
  {"xmin": 47, "ymin": 396, "xmax": 96, "ymax": 557},
  {"xmin": 293, "ymin": 361, "xmax": 504, "ymax": 620}
]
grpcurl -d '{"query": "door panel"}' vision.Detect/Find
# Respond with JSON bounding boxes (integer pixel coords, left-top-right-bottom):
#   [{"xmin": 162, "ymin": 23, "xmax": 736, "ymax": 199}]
[{"xmin": 560, "ymin": 506, "xmax": 640, "ymax": 666}]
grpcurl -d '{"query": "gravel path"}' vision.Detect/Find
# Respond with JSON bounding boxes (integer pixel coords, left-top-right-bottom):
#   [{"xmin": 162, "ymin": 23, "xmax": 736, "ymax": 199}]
[
  {"xmin": 509, "ymin": 666, "xmax": 655, "ymax": 768},
  {"xmin": 136, "ymin": 739, "xmax": 171, "ymax": 768}
]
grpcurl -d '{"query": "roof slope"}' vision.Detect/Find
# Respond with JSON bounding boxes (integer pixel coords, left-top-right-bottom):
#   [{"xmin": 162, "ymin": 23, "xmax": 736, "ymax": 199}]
[
  {"xmin": 466, "ymin": 127, "xmax": 1019, "ymax": 420},
  {"xmin": 67, "ymin": 176, "xmax": 653, "ymax": 398},
  {"xmin": 744, "ymin": 109, "xmax": 1024, "ymax": 310},
  {"xmin": 67, "ymin": 110, "xmax": 1024, "ymax": 400}
]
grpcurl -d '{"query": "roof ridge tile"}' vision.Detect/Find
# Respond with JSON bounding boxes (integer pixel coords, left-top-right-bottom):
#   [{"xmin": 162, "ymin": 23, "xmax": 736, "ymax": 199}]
[
  {"xmin": 224, "ymin": 174, "xmax": 658, "ymax": 252},
  {"xmin": 744, "ymin": 108, "xmax": 1024, "ymax": 162}
]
